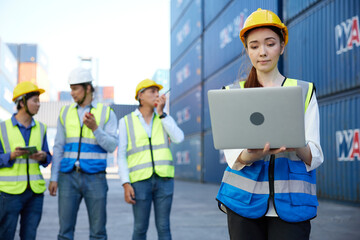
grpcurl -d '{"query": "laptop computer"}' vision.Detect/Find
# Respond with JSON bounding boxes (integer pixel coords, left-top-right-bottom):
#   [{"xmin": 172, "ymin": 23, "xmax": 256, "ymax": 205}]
[{"xmin": 208, "ymin": 86, "xmax": 306, "ymax": 150}]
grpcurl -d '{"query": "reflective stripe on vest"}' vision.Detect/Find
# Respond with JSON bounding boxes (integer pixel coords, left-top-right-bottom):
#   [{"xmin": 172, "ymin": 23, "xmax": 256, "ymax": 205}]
[
  {"xmin": 125, "ymin": 112, "xmax": 174, "ymax": 183},
  {"xmin": 59, "ymin": 103, "xmax": 110, "ymax": 173},
  {"xmin": 0, "ymin": 119, "xmax": 46, "ymax": 194},
  {"xmin": 217, "ymin": 78, "xmax": 318, "ymax": 223}
]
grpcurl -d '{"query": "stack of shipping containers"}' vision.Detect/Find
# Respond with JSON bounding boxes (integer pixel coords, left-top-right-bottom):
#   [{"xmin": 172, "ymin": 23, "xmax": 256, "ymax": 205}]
[
  {"xmin": 8, "ymin": 43, "xmax": 50, "ymax": 101},
  {"xmin": 282, "ymin": 0, "xmax": 360, "ymax": 202},
  {"xmin": 0, "ymin": 39, "xmax": 17, "ymax": 121},
  {"xmin": 171, "ymin": 0, "xmax": 359, "ymax": 203}
]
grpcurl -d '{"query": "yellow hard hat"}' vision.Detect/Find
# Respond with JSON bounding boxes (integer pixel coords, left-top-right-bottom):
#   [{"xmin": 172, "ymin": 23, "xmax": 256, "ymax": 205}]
[
  {"xmin": 12, "ymin": 81, "xmax": 45, "ymax": 102},
  {"xmin": 135, "ymin": 79, "xmax": 163, "ymax": 100},
  {"xmin": 239, "ymin": 8, "xmax": 288, "ymax": 46}
]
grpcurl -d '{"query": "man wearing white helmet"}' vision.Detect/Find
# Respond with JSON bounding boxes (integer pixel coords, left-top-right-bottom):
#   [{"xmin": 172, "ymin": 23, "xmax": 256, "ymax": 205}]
[{"xmin": 48, "ymin": 68, "xmax": 118, "ymax": 240}]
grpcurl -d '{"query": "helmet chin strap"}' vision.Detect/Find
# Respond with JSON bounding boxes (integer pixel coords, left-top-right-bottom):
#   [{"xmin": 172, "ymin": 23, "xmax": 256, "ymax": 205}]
[
  {"xmin": 22, "ymin": 97, "xmax": 35, "ymax": 117},
  {"xmin": 77, "ymin": 90, "xmax": 87, "ymax": 105}
]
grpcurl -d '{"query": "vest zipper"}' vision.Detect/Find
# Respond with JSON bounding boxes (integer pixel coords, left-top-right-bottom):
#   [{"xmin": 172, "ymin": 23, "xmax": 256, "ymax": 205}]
[
  {"xmin": 148, "ymin": 137, "xmax": 155, "ymax": 173},
  {"xmin": 268, "ymin": 154, "xmax": 275, "ymax": 208},
  {"xmin": 77, "ymin": 126, "xmax": 83, "ymax": 162},
  {"xmin": 26, "ymin": 156, "xmax": 30, "ymax": 188}
]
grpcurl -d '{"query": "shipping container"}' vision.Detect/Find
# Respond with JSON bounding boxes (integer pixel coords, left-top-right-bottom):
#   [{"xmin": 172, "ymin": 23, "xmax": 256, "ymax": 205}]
[
  {"xmin": 18, "ymin": 62, "xmax": 50, "ymax": 102},
  {"xmin": 103, "ymin": 86, "xmax": 114, "ymax": 100},
  {"xmin": 19, "ymin": 44, "xmax": 48, "ymax": 71},
  {"xmin": 170, "ymin": 85, "xmax": 202, "ymax": 136},
  {"xmin": 110, "ymin": 104, "xmax": 138, "ymax": 121},
  {"xmin": 170, "ymin": 133, "xmax": 202, "ymax": 181},
  {"xmin": 284, "ymin": 0, "xmax": 321, "ymax": 21},
  {"xmin": 0, "ymin": 40, "xmax": 18, "ymax": 85},
  {"xmin": 171, "ymin": 0, "xmax": 202, "ymax": 64},
  {"xmin": 283, "ymin": 0, "xmax": 360, "ymax": 98},
  {"xmin": 317, "ymin": 92, "xmax": 360, "ymax": 202},
  {"xmin": 58, "ymin": 91, "xmax": 72, "ymax": 101},
  {"xmin": 203, "ymin": 55, "xmax": 250, "ymax": 131},
  {"xmin": 0, "ymin": 73, "xmax": 15, "ymax": 114},
  {"xmin": 6, "ymin": 43, "xmax": 19, "ymax": 61},
  {"xmin": 203, "ymin": 0, "xmax": 279, "ymax": 79},
  {"xmin": 203, "ymin": 130, "xmax": 227, "ymax": 183},
  {"xmin": 204, "ymin": 0, "xmax": 231, "ymax": 28},
  {"xmin": 34, "ymin": 101, "xmax": 72, "ymax": 128},
  {"xmin": 171, "ymin": 0, "xmax": 192, "ymax": 29},
  {"xmin": 170, "ymin": 38, "xmax": 201, "ymax": 102}
]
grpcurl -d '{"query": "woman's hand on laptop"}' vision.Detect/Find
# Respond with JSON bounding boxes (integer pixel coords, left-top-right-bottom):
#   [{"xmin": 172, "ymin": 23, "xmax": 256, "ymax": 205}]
[{"xmin": 237, "ymin": 143, "xmax": 287, "ymax": 164}]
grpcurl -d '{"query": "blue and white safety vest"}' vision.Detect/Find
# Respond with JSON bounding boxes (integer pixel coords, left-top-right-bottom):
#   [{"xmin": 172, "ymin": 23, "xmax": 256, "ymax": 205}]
[
  {"xmin": 59, "ymin": 103, "xmax": 110, "ymax": 173},
  {"xmin": 217, "ymin": 78, "xmax": 318, "ymax": 223}
]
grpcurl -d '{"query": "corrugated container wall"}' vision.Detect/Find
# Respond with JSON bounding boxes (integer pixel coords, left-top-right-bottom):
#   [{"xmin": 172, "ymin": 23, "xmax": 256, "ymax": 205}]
[
  {"xmin": 171, "ymin": 0, "xmax": 192, "ymax": 29},
  {"xmin": 204, "ymin": 0, "xmax": 231, "ymax": 28},
  {"xmin": 170, "ymin": 38, "xmax": 201, "ymax": 102},
  {"xmin": 171, "ymin": 0, "xmax": 202, "ymax": 64},
  {"xmin": 170, "ymin": 85, "xmax": 202, "ymax": 136},
  {"xmin": 170, "ymin": 133, "xmax": 202, "ymax": 181},
  {"xmin": 284, "ymin": 0, "xmax": 321, "ymax": 21},
  {"xmin": 283, "ymin": 0, "xmax": 360, "ymax": 97},
  {"xmin": 318, "ymin": 93, "xmax": 360, "ymax": 202}
]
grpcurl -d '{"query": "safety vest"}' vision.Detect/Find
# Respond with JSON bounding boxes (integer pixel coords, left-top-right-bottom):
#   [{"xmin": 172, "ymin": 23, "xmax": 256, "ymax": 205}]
[
  {"xmin": 125, "ymin": 111, "xmax": 174, "ymax": 183},
  {"xmin": 0, "ymin": 119, "xmax": 46, "ymax": 194},
  {"xmin": 59, "ymin": 103, "xmax": 110, "ymax": 173},
  {"xmin": 217, "ymin": 78, "xmax": 318, "ymax": 223}
]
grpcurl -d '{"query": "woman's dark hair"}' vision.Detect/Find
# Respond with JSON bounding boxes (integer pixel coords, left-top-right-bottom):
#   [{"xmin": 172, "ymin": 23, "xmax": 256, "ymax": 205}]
[
  {"xmin": 243, "ymin": 26, "xmax": 285, "ymax": 88},
  {"xmin": 16, "ymin": 91, "xmax": 40, "ymax": 110}
]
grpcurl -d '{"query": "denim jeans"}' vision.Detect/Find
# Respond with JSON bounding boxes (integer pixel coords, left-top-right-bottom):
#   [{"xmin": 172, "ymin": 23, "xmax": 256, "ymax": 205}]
[
  {"xmin": 131, "ymin": 174, "xmax": 174, "ymax": 240},
  {"xmin": 0, "ymin": 188, "xmax": 44, "ymax": 240},
  {"xmin": 58, "ymin": 171, "xmax": 108, "ymax": 240}
]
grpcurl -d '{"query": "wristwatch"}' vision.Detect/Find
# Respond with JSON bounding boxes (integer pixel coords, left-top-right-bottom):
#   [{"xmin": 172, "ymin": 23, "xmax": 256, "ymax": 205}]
[{"xmin": 159, "ymin": 112, "xmax": 167, "ymax": 119}]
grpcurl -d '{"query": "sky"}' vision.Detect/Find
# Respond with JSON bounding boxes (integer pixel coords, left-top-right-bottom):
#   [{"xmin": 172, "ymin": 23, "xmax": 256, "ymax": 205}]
[{"xmin": 0, "ymin": 0, "xmax": 170, "ymax": 104}]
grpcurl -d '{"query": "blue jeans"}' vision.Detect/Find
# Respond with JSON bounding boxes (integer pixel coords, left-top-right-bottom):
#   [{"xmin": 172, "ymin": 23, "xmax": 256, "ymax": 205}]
[
  {"xmin": 58, "ymin": 171, "xmax": 108, "ymax": 240},
  {"xmin": 132, "ymin": 174, "xmax": 174, "ymax": 240},
  {"xmin": 0, "ymin": 188, "xmax": 44, "ymax": 240}
]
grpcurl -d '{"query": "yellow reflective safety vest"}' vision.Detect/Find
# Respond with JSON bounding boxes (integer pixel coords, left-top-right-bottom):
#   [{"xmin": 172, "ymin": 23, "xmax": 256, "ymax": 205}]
[
  {"xmin": 125, "ymin": 111, "xmax": 174, "ymax": 183},
  {"xmin": 59, "ymin": 103, "xmax": 110, "ymax": 173},
  {"xmin": 0, "ymin": 119, "xmax": 46, "ymax": 194},
  {"xmin": 218, "ymin": 78, "xmax": 318, "ymax": 223}
]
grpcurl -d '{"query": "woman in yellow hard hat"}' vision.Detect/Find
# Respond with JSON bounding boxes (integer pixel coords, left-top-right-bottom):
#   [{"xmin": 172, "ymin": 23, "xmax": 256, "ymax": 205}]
[
  {"xmin": 216, "ymin": 9, "xmax": 323, "ymax": 240},
  {"xmin": 117, "ymin": 79, "xmax": 184, "ymax": 239},
  {"xmin": 0, "ymin": 81, "xmax": 52, "ymax": 239}
]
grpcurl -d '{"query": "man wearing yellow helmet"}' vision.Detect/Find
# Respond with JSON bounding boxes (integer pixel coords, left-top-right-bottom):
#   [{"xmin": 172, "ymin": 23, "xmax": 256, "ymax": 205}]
[
  {"xmin": 0, "ymin": 81, "xmax": 52, "ymax": 240},
  {"xmin": 216, "ymin": 9, "xmax": 323, "ymax": 240},
  {"xmin": 117, "ymin": 79, "xmax": 184, "ymax": 239}
]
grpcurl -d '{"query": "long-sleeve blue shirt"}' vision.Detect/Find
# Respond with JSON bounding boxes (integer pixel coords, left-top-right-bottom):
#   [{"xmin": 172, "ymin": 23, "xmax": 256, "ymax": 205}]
[{"xmin": 0, "ymin": 114, "xmax": 52, "ymax": 168}]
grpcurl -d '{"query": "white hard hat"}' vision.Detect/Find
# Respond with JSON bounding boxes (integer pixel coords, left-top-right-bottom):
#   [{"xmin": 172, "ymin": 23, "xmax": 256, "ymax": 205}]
[{"xmin": 68, "ymin": 68, "xmax": 93, "ymax": 85}]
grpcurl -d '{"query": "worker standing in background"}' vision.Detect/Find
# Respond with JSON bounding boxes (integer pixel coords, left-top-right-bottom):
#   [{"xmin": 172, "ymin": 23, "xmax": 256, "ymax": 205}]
[
  {"xmin": 0, "ymin": 82, "xmax": 52, "ymax": 240},
  {"xmin": 48, "ymin": 68, "xmax": 118, "ymax": 240},
  {"xmin": 118, "ymin": 79, "xmax": 184, "ymax": 240}
]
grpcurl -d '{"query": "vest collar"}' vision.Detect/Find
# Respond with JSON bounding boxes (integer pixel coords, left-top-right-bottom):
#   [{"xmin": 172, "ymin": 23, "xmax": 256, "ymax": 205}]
[{"xmin": 11, "ymin": 114, "xmax": 35, "ymax": 129}]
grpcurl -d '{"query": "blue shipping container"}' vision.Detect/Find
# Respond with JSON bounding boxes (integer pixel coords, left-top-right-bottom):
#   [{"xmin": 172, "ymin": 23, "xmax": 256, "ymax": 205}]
[
  {"xmin": 318, "ymin": 92, "xmax": 360, "ymax": 202},
  {"xmin": 110, "ymin": 104, "xmax": 138, "ymax": 121},
  {"xmin": 170, "ymin": 85, "xmax": 202, "ymax": 136},
  {"xmin": 204, "ymin": 0, "xmax": 231, "ymax": 28},
  {"xmin": 203, "ymin": 0, "xmax": 278, "ymax": 79},
  {"xmin": 284, "ymin": 0, "xmax": 320, "ymax": 21},
  {"xmin": 203, "ymin": 55, "xmax": 251, "ymax": 131},
  {"xmin": 0, "ymin": 73, "xmax": 15, "ymax": 114},
  {"xmin": 170, "ymin": 38, "xmax": 201, "ymax": 102},
  {"xmin": 19, "ymin": 44, "xmax": 48, "ymax": 70},
  {"xmin": 171, "ymin": 0, "xmax": 202, "ymax": 64},
  {"xmin": 6, "ymin": 43, "xmax": 19, "ymax": 61},
  {"xmin": 283, "ymin": 0, "xmax": 360, "ymax": 98},
  {"xmin": 170, "ymin": 133, "xmax": 202, "ymax": 181},
  {"xmin": 171, "ymin": 0, "xmax": 192, "ymax": 29},
  {"xmin": 203, "ymin": 130, "xmax": 227, "ymax": 183},
  {"xmin": 0, "ymin": 41, "xmax": 18, "ymax": 86}
]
